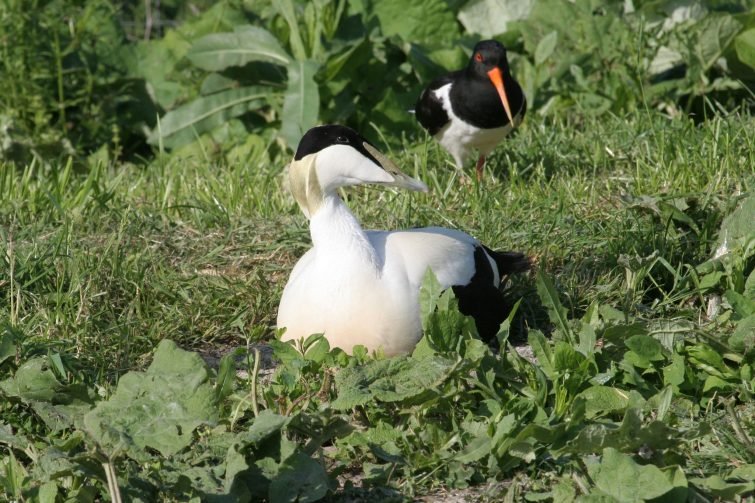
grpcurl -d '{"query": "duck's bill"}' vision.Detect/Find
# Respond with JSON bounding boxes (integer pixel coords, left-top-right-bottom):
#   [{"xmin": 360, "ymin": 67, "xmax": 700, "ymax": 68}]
[
  {"xmin": 363, "ymin": 142, "xmax": 429, "ymax": 192},
  {"xmin": 487, "ymin": 67, "xmax": 514, "ymax": 124},
  {"xmin": 384, "ymin": 171, "xmax": 429, "ymax": 192}
]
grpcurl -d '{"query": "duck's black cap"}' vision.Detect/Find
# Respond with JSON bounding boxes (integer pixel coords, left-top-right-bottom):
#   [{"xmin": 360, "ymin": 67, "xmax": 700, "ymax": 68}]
[{"xmin": 294, "ymin": 124, "xmax": 380, "ymax": 167}]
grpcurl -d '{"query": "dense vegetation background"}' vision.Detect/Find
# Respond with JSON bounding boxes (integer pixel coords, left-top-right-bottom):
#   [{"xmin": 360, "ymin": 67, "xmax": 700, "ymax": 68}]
[
  {"xmin": 1, "ymin": 0, "xmax": 754, "ymax": 164},
  {"xmin": 1, "ymin": 0, "xmax": 754, "ymax": 501}
]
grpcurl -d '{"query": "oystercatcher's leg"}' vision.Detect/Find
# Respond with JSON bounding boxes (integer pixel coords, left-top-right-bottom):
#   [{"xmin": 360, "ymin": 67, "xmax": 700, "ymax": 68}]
[{"xmin": 475, "ymin": 155, "xmax": 486, "ymax": 181}]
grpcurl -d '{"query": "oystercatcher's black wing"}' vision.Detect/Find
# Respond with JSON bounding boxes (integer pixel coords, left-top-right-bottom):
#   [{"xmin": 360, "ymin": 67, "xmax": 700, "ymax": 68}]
[{"xmin": 415, "ymin": 73, "xmax": 458, "ymax": 136}]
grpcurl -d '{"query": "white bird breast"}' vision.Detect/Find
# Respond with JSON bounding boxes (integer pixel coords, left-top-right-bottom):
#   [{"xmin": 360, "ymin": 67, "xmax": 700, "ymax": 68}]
[
  {"xmin": 433, "ymin": 83, "xmax": 519, "ymax": 166},
  {"xmin": 277, "ymin": 226, "xmax": 484, "ymax": 356}
]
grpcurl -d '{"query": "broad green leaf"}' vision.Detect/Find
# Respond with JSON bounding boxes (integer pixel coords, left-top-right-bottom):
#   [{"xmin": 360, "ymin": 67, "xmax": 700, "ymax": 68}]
[
  {"xmin": 687, "ymin": 343, "xmax": 733, "ymax": 377},
  {"xmin": 30, "ymin": 384, "xmax": 95, "ymax": 433},
  {"xmin": 702, "ymin": 375, "xmax": 734, "ymax": 393},
  {"xmin": 362, "ymin": 462, "xmax": 391, "ymax": 484},
  {"xmin": 649, "ymin": 46, "xmax": 684, "ymax": 76},
  {"xmin": 83, "ymin": 340, "xmax": 217, "ymax": 458},
  {"xmin": 724, "ymin": 290, "xmax": 755, "ymax": 318},
  {"xmin": 717, "ymin": 192, "xmax": 755, "ymax": 249},
  {"xmin": 735, "ymin": 27, "xmax": 755, "ymax": 69},
  {"xmin": 200, "ymin": 73, "xmax": 238, "ymax": 95},
  {"xmin": 577, "ymin": 386, "xmax": 630, "ymax": 418},
  {"xmin": 553, "ymin": 342, "xmax": 584, "ymax": 372},
  {"xmin": 658, "ymin": 201, "xmax": 699, "ymax": 234},
  {"xmin": 215, "ymin": 354, "xmax": 236, "ymax": 402},
  {"xmin": 508, "ymin": 440, "xmax": 536, "ymax": 463},
  {"xmin": 528, "ymin": 330, "xmax": 555, "ymax": 379},
  {"xmin": 0, "ymin": 423, "xmax": 29, "ymax": 450},
  {"xmin": 38, "ymin": 481, "xmax": 58, "ymax": 503},
  {"xmin": 536, "ymin": 270, "xmax": 574, "ymax": 343},
  {"xmin": 1, "ymin": 452, "xmax": 26, "ymax": 499},
  {"xmin": 729, "ymin": 314, "xmax": 755, "ymax": 352},
  {"xmin": 0, "ymin": 357, "xmax": 60, "ymax": 402},
  {"xmin": 577, "ymin": 320, "xmax": 597, "ymax": 357},
  {"xmin": 419, "ymin": 268, "xmax": 445, "ymax": 331},
  {"xmin": 126, "ymin": 3, "xmax": 247, "ymax": 108},
  {"xmin": 589, "ymin": 448, "xmax": 687, "ymax": 502},
  {"xmin": 561, "ymin": 409, "xmax": 676, "ymax": 455},
  {"xmin": 223, "ymin": 444, "xmax": 251, "ymax": 496},
  {"xmin": 603, "ymin": 323, "xmax": 648, "ymax": 345},
  {"xmin": 303, "ymin": 334, "xmax": 330, "ymax": 363},
  {"xmin": 149, "ymin": 87, "xmax": 268, "ymax": 149},
  {"xmin": 624, "ymin": 334, "xmax": 664, "ymax": 362},
  {"xmin": 552, "ymin": 478, "xmax": 577, "ymax": 502},
  {"xmin": 650, "ymin": 319, "xmax": 694, "ymax": 352},
  {"xmin": 331, "ymin": 356, "xmax": 455, "ymax": 410},
  {"xmin": 344, "ymin": 421, "xmax": 402, "ymax": 448},
  {"xmin": 496, "ymin": 298, "xmax": 521, "ymax": 348},
  {"xmin": 455, "ymin": 432, "xmax": 493, "ymax": 463},
  {"xmin": 694, "ymin": 14, "xmax": 742, "ymax": 71},
  {"xmin": 424, "ymin": 292, "xmax": 476, "ymax": 353},
  {"xmin": 127, "ymin": 34, "xmax": 191, "ymax": 109},
  {"xmin": 655, "ymin": 387, "xmax": 675, "ymax": 422},
  {"xmin": 168, "ymin": 464, "xmax": 226, "ymax": 498},
  {"xmin": 321, "ymin": 38, "xmax": 369, "ymax": 86},
  {"xmin": 269, "ymin": 339, "xmax": 303, "ymax": 366},
  {"xmin": 689, "ymin": 475, "xmax": 755, "ymax": 500},
  {"xmin": 425, "ymin": 46, "xmax": 467, "ymax": 74},
  {"xmin": 730, "ymin": 464, "xmax": 755, "ymax": 481},
  {"xmin": 31, "ymin": 444, "xmax": 77, "ymax": 482},
  {"xmin": 240, "ymin": 410, "xmax": 290, "ymax": 446},
  {"xmin": 274, "ymin": 0, "xmax": 307, "ymax": 61},
  {"xmin": 535, "ymin": 31, "xmax": 558, "ymax": 66},
  {"xmin": 411, "ymin": 335, "xmax": 435, "ymax": 358},
  {"xmin": 581, "ymin": 301, "xmax": 600, "ymax": 326},
  {"xmin": 187, "ymin": 26, "xmax": 291, "ymax": 71},
  {"xmin": 662, "ymin": 353, "xmax": 685, "ymax": 387},
  {"xmin": 280, "ymin": 59, "xmax": 320, "ymax": 149},
  {"xmin": 268, "ymin": 452, "xmax": 328, "ymax": 503},
  {"xmin": 599, "ymin": 304, "xmax": 626, "ymax": 322},
  {"xmin": 745, "ymin": 268, "xmax": 755, "ymax": 298},
  {"xmin": 0, "ymin": 331, "xmax": 15, "ymax": 365},
  {"xmin": 372, "ymin": 0, "xmax": 459, "ymax": 43},
  {"xmin": 457, "ymin": 0, "xmax": 534, "ymax": 37}
]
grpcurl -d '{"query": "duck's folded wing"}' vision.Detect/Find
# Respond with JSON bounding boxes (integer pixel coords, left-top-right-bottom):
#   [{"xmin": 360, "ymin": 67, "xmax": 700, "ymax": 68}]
[{"xmin": 369, "ymin": 227, "xmax": 480, "ymax": 288}]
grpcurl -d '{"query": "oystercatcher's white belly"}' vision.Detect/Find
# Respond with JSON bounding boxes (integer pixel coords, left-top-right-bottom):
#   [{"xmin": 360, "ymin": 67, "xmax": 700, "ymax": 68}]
[{"xmin": 432, "ymin": 84, "xmax": 521, "ymax": 167}]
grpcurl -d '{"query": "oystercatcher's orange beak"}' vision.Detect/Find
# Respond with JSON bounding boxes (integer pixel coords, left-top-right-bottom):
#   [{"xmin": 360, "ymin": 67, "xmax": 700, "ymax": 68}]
[{"xmin": 487, "ymin": 67, "xmax": 514, "ymax": 124}]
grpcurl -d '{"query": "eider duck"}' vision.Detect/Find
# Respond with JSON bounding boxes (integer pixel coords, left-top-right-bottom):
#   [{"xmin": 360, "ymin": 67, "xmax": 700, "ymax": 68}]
[{"xmin": 277, "ymin": 124, "xmax": 529, "ymax": 355}]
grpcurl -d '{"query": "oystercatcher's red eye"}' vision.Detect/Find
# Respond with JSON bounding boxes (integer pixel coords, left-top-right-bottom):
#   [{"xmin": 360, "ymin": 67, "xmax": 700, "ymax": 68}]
[{"xmin": 474, "ymin": 53, "xmax": 483, "ymax": 62}]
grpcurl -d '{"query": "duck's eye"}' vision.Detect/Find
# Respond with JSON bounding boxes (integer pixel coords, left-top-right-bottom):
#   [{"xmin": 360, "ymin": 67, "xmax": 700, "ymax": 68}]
[
  {"xmin": 474, "ymin": 52, "xmax": 483, "ymax": 62},
  {"xmin": 336, "ymin": 136, "xmax": 349, "ymax": 143}
]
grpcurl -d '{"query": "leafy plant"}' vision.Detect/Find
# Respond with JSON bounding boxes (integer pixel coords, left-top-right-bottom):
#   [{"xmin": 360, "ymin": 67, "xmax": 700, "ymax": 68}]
[
  {"xmin": 511, "ymin": 0, "xmax": 755, "ymax": 116},
  {"xmin": 1, "ymin": 2, "xmax": 754, "ymax": 497},
  {"xmin": 147, "ymin": 3, "xmax": 328, "ymax": 150},
  {"xmin": 0, "ymin": 0, "xmax": 157, "ymax": 163}
]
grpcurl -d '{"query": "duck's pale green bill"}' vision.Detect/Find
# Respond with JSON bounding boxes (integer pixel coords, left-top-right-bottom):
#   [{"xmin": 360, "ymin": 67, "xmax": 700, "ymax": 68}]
[{"xmin": 363, "ymin": 143, "xmax": 429, "ymax": 192}]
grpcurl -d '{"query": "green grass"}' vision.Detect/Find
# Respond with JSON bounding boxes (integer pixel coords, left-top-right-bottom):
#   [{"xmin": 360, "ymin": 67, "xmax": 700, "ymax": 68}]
[
  {"xmin": 3, "ymin": 112, "xmax": 751, "ymax": 366},
  {"xmin": 2, "ymin": 110, "xmax": 754, "ymax": 500}
]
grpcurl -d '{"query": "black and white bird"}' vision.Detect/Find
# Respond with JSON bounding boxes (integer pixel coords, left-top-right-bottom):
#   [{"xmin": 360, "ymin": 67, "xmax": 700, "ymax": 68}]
[
  {"xmin": 415, "ymin": 40, "xmax": 526, "ymax": 181},
  {"xmin": 277, "ymin": 125, "xmax": 529, "ymax": 356}
]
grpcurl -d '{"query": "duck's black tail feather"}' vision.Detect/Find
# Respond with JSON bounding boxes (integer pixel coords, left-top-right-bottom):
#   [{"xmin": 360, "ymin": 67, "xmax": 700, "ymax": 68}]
[
  {"xmin": 452, "ymin": 246, "xmax": 531, "ymax": 346},
  {"xmin": 482, "ymin": 247, "xmax": 531, "ymax": 278}
]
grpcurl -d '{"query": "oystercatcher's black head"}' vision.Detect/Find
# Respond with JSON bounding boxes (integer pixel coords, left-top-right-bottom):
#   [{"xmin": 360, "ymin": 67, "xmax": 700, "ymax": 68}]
[
  {"xmin": 467, "ymin": 40, "xmax": 514, "ymax": 124},
  {"xmin": 468, "ymin": 40, "xmax": 510, "ymax": 77}
]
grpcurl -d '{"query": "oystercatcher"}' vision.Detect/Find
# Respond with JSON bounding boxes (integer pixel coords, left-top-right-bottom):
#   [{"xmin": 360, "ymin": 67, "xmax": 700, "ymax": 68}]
[
  {"xmin": 415, "ymin": 40, "xmax": 526, "ymax": 180},
  {"xmin": 277, "ymin": 125, "xmax": 530, "ymax": 356}
]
